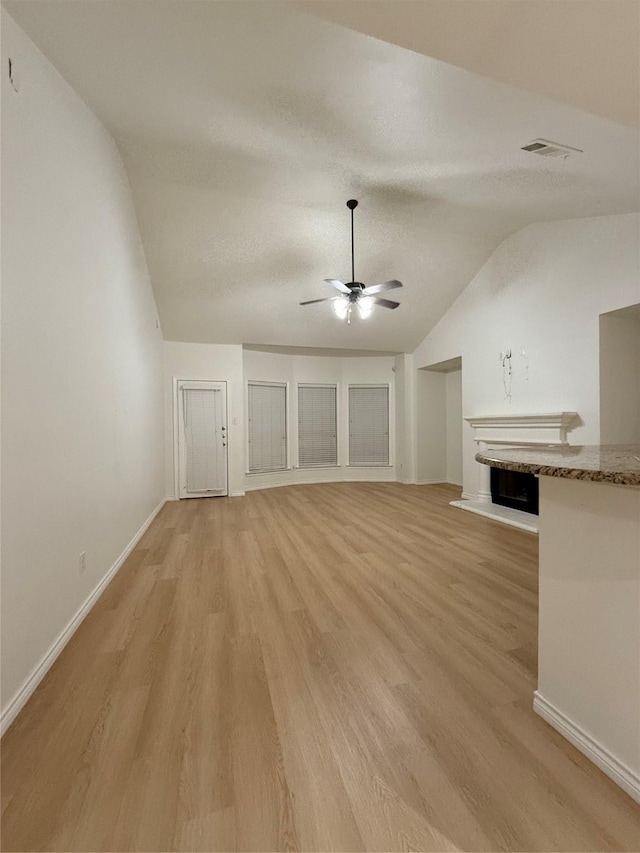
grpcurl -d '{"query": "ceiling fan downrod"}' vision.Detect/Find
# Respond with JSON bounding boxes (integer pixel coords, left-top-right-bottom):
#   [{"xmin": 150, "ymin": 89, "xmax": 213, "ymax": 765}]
[{"xmin": 347, "ymin": 199, "xmax": 358, "ymax": 285}]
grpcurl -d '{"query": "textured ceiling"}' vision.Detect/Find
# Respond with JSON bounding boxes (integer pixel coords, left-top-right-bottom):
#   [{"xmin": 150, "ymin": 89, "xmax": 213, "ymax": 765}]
[
  {"xmin": 297, "ymin": 0, "xmax": 640, "ymax": 128},
  {"xmin": 4, "ymin": 1, "xmax": 639, "ymax": 352}
]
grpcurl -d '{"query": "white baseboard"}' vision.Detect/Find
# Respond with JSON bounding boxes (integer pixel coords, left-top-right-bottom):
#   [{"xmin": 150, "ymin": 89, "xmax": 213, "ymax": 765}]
[
  {"xmin": 167, "ymin": 492, "xmax": 245, "ymax": 499},
  {"xmin": 411, "ymin": 479, "xmax": 463, "ymax": 487},
  {"xmin": 243, "ymin": 477, "xmax": 394, "ymax": 493},
  {"xmin": 533, "ymin": 691, "xmax": 640, "ymax": 803},
  {"xmin": 243, "ymin": 480, "xmax": 299, "ymax": 493},
  {"xmin": 0, "ymin": 499, "xmax": 165, "ymax": 737}
]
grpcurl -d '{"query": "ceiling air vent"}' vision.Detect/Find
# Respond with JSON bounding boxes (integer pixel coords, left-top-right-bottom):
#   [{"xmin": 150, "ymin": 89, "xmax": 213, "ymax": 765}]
[{"xmin": 521, "ymin": 138, "xmax": 583, "ymax": 159}]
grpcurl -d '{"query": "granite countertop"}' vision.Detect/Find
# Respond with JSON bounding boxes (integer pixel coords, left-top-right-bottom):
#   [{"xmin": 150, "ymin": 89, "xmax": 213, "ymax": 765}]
[{"xmin": 475, "ymin": 444, "xmax": 640, "ymax": 486}]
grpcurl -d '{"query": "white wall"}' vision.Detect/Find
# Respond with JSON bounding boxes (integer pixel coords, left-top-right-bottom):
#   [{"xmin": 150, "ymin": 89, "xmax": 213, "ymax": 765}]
[
  {"xmin": 413, "ymin": 214, "xmax": 640, "ymax": 498},
  {"xmin": 394, "ymin": 354, "xmax": 408, "ymax": 481},
  {"xmin": 1, "ymin": 12, "xmax": 164, "ymax": 725},
  {"xmin": 445, "ymin": 368, "xmax": 463, "ymax": 485},
  {"xmin": 242, "ymin": 350, "xmax": 396, "ymax": 490},
  {"xmin": 394, "ymin": 353, "xmax": 416, "ymax": 485},
  {"xmin": 416, "ymin": 370, "xmax": 446, "ymax": 483},
  {"xmin": 537, "ymin": 477, "xmax": 640, "ymax": 797},
  {"xmin": 163, "ymin": 342, "xmax": 244, "ymax": 497},
  {"xmin": 599, "ymin": 310, "xmax": 640, "ymax": 444}
]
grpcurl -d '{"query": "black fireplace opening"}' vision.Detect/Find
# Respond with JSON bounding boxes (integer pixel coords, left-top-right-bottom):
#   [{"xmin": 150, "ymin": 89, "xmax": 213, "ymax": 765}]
[{"xmin": 490, "ymin": 466, "xmax": 539, "ymax": 516}]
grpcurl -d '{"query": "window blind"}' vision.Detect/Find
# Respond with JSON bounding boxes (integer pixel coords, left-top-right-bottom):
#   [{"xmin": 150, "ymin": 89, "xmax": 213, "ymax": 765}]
[
  {"xmin": 247, "ymin": 382, "xmax": 287, "ymax": 473},
  {"xmin": 297, "ymin": 385, "xmax": 337, "ymax": 467},
  {"xmin": 348, "ymin": 385, "xmax": 390, "ymax": 466}
]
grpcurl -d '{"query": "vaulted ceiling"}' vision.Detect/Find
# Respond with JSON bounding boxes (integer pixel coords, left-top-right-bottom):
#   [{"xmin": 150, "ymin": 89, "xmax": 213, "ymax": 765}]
[
  {"xmin": 5, "ymin": 0, "xmax": 639, "ymax": 352},
  {"xmin": 298, "ymin": 0, "xmax": 640, "ymax": 128}
]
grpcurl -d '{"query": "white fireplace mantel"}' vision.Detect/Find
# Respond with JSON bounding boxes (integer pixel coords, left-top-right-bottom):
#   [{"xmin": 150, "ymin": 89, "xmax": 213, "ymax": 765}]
[
  {"xmin": 452, "ymin": 411, "xmax": 580, "ymax": 532},
  {"xmin": 465, "ymin": 411, "xmax": 579, "ymax": 446}
]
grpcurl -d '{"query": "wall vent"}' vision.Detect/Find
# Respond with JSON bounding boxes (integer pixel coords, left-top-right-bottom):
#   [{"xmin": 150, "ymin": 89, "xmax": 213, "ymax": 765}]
[{"xmin": 521, "ymin": 138, "xmax": 583, "ymax": 159}]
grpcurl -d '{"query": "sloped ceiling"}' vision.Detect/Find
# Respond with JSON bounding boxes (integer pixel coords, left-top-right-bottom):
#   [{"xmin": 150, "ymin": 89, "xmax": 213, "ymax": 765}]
[
  {"xmin": 4, "ymin": 1, "xmax": 639, "ymax": 352},
  {"xmin": 297, "ymin": 0, "xmax": 640, "ymax": 128}
]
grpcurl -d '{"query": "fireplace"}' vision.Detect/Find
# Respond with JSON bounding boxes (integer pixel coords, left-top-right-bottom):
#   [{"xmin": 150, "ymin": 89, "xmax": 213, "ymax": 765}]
[
  {"xmin": 490, "ymin": 466, "xmax": 539, "ymax": 516},
  {"xmin": 451, "ymin": 412, "xmax": 578, "ymax": 531}
]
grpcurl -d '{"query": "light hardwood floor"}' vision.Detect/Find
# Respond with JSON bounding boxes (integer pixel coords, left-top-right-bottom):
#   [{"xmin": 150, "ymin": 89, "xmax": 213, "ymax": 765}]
[{"xmin": 2, "ymin": 483, "xmax": 639, "ymax": 851}]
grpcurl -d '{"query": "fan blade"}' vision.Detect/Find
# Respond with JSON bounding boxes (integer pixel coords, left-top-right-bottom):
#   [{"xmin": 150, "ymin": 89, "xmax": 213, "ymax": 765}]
[
  {"xmin": 324, "ymin": 278, "xmax": 351, "ymax": 293},
  {"xmin": 300, "ymin": 297, "xmax": 338, "ymax": 305},
  {"xmin": 372, "ymin": 297, "xmax": 400, "ymax": 309},
  {"xmin": 362, "ymin": 279, "xmax": 403, "ymax": 296}
]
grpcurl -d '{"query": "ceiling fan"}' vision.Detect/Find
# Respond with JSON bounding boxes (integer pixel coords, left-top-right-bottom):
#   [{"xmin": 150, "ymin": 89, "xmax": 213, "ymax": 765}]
[{"xmin": 300, "ymin": 199, "xmax": 402, "ymax": 323}]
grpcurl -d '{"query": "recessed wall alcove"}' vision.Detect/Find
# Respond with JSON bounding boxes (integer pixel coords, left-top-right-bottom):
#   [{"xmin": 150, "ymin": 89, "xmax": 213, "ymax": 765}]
[
  {"xmin": 416, "ymin": 356, "xmax": 463, "ymax": 487},
  {"xmin": 599, "ymin": 304, "xmax": 640, "ymax": 445}
]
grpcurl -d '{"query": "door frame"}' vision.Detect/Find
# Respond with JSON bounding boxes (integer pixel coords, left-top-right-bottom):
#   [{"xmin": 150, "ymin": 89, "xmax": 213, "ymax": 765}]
[{"xmin": 173, "ymin": 378, "xmax": 229, "ymax": 498}]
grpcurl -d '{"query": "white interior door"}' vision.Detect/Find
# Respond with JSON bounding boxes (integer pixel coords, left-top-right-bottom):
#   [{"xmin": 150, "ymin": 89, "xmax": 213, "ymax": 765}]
[{"xmin": 177, "ymin": 381, "xmax": 228, "ymax": 498}]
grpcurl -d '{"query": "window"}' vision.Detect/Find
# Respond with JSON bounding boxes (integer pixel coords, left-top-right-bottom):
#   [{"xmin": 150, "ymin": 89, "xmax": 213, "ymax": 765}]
[
  {"xmin": 297, "ymin": 384, "xmax": 337, "ymax": 467},
  {"xmin": 247, "ymin": 382, "xmax": 287, "ymax": 473},
  {"xmin": 348, "ymin": 385, "xmax": 390, "ymax": 466}
]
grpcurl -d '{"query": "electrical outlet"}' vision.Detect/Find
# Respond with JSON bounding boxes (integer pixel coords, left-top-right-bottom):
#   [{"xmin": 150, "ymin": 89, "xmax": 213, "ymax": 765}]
[{"xmin": 79, "ymin": 551, "xmax": 86, "ymax": 575}]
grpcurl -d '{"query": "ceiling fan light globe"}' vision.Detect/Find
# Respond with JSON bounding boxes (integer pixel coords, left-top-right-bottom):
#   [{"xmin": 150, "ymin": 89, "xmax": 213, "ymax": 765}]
[
  {"xmin": 358, "ymin": 296, "xmax": 373, "ymax": 319},
  {"xmin": 333, "ymin": 297, "xmax": 349, "ymax": 320}
]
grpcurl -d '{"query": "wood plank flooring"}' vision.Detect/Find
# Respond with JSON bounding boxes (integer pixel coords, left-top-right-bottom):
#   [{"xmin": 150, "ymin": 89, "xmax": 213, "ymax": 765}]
[{"xmin": 2, "ymin": 483, "xmax": 639, "ymax": 851}]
